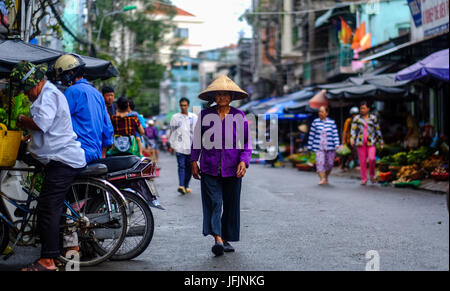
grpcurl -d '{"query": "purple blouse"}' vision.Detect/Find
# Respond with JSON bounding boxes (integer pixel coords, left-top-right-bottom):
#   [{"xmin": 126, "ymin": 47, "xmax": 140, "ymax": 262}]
[{"xmin": 191, "ymin": 106, "xmax": 252, "ymax": 178}]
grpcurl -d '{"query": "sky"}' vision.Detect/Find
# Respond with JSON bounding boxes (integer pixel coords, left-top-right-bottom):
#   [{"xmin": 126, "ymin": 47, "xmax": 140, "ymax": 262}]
[{"xmin": 169, "ymin": 0, "xmax": 253, "ymax": 50}]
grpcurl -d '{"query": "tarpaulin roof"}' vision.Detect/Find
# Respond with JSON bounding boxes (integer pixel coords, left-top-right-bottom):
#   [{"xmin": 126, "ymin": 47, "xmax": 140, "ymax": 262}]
[
  {"xmin": 317, "ymin": 73, "xmax": 411, "ymax": 100},
  {"xmin": 251, "ymin": 89, "xmax": 315, "ymax": 115},
  {"xmin": 395, "ymin": 49, "xmax": 449, "ymax": 82},
  {"xmin": 0, "ymin": 39, "xmax": 118, "ymax": 80}
]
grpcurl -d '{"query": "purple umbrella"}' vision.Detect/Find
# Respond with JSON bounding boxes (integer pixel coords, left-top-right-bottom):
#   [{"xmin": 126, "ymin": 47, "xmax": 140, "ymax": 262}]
[{"xmin": 396, "ymin": 49, "xmax": 449, "ymax": 82}]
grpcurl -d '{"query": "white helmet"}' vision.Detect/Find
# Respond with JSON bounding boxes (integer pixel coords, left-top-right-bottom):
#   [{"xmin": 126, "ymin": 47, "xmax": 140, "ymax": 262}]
[
  {"xmin": 53, "ymin": 54, "xmax": 86, "ymax": 86},
  {"xmin": 350, "ymin": 107, "xmax": 359, "ymax": 115}
]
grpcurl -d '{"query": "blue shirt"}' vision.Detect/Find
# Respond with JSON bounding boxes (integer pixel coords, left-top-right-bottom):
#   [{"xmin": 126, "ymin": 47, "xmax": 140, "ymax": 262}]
[{"xmin": 64, "ymin": 79, "xmax": 114, "ymax": 164}]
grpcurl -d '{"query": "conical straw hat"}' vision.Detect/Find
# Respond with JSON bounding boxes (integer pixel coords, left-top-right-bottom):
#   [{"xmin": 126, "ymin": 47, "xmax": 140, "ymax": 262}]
[{"xmin": 198, "ymin": 75, "xmax": 249, "ymax": 101}]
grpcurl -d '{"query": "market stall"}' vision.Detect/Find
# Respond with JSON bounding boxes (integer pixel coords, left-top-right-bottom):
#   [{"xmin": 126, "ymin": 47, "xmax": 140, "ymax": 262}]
[{"xmin": 377, "ymin": 145, "xmax": 448, "ymax": 189}]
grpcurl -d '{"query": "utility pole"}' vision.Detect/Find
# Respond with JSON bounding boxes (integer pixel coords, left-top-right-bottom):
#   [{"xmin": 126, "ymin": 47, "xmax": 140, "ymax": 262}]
[
  {"xmin": 85, "ymin": 0, "xmax": 94, "ymax": 55},
  {"xmin": 307, "ymin": 0, "xmax": 315, "ymax": 84}
]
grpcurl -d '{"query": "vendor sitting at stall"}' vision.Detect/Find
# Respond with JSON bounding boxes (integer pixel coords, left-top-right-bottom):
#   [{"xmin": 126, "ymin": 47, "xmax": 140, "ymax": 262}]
[{"xmin": 10, "ymin": 61, "xmax": 86, "ymax": 271}]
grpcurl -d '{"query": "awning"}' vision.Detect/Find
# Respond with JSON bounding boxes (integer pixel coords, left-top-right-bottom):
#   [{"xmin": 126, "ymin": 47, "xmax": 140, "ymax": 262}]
[
  {"xmin": 238, "ymin": 98, "xmax": 272, "ymax": 113},
  {"xmin": 360, "ymin": 41, "xmax": 415, "ymax": 62},
  {"xmin": 264, "ymin": 100, "xmax": 312, "ymax": 119},
  {"xmin": 315, "ymin": 3, "xmax": 351, "ymax": 28},
  {"xmin": 317, "ymin": 73, "xmax": 410, "ymax": 100},
  {"xmin": 251, "ymin": 89, "xmax": 315, "ymax": 114},
  {"xmin": 0, "ymin": 39, "xmax": 118, "ymax": 80},
  {"xmin": 396, "ymin": 49, "xmax": 449, "ymax": 82}
]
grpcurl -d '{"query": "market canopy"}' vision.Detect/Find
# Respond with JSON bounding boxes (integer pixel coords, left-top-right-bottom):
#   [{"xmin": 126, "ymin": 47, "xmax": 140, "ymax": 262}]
[
  {"xmin": 395, "ymin": 49, "xmax": 449, "ymax": 82},
  {"xmin": 0, "ymin": 39, "xmax": 118, "ymax": 80},
  {"xmin": 251, "ymin": 89, "xmax": 315, "ymax": 115},
  {"xmin": 317, "ymin": 73, "xmax": 411, "ymax": 100}
]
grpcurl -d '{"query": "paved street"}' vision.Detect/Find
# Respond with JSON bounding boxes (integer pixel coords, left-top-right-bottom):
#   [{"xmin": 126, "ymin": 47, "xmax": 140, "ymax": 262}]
[{"xmin": 1, "ymin": 152, "xmax": 448, "ymax": 271}]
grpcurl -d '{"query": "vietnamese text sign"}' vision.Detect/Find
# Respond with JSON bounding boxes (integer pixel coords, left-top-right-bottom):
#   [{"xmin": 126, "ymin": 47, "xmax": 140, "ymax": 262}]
[{"xmin": 422, "ymin": 0, "xmax": 449, "ymax": 37}]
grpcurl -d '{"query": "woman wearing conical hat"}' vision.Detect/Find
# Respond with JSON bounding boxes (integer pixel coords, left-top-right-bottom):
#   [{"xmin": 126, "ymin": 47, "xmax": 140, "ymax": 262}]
[{"xmin": 191, "ymin": 75, "xmax": 252, "ymax": 256}]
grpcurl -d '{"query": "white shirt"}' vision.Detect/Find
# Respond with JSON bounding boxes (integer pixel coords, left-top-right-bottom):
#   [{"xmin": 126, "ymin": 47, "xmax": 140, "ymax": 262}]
[
  {"xmin": 169, "ymin": 112, "xmax": 198, "ymax": 155},
  {"xmin": 28, "ymin": 81, "xmax": 86, "ymax": 168}
]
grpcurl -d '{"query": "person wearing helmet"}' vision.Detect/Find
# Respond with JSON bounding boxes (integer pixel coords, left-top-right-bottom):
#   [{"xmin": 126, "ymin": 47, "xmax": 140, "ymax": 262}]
[
  {"xmin": 53, "ymin": 54, "xmax": 114, "ymax": 164},
  {"xmin": 340, "ymin": 106, "xmax": 359, "ymax": 170},
  {"xmin": 10, "ymin": 61, "xmax": 86, "ymax": 271}
]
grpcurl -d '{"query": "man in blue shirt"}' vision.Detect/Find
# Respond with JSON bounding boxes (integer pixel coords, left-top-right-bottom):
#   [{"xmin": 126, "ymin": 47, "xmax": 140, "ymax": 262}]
[{"xmin": 54, "ymin": 54, "xmax": 114, "ymax": 164}]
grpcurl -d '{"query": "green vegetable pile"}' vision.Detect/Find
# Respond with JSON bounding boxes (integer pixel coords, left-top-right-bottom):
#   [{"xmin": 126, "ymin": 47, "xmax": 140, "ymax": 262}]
[
  {"xmin": 0, "ymin": 93, "xmax": 31, "ymax": 130},
  {"xmin": 406, "ymin": 146, "xmax": 430, "ymax": 165},
  {"xmin": 379, "ymin": 146, "xmax": 431, "ymax": 167}
]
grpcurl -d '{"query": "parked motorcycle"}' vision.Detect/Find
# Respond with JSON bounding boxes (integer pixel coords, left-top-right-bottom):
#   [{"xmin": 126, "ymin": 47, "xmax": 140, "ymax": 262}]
[
  {"xmin": 0, "ymin": 153, "xmax": 129, "ymax": 268},
  {"xmin": 93, "ymin": 155, "xmax": 163, "ymax": 260}
]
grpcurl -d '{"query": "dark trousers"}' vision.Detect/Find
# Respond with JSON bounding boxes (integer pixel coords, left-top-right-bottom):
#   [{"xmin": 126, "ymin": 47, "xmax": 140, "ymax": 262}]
[
  {"xmin": 176, "ymin": 153, "xmax": 192, "ymax": 188},
  {"xmin": 37, "ymin": 161, "xmax": 81, "ymax": 259},
  {"xmin": 201, "ymin": 173, "xmax": 242, "ymax": 242}
]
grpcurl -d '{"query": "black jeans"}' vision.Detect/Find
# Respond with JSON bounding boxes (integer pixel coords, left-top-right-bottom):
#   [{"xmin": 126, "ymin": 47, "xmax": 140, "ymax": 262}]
[{"xmin": 37, "ymin": 161, "xmax": 82, "ymax": 259}]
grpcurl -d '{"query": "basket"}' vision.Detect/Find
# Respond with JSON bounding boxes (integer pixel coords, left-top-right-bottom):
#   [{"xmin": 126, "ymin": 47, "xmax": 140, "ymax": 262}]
[
  {"xmin": 0, "ymin": 123, "xmax": 23, "ymax": 167},
  {"xmin": 296, "ymin": 164, "xmax": 314, "ymax": 171},
  {"xmin": 431, "ymin": 173, "xmax": 449, "ymax": 181},
  {"xmin": 378, "ymin": 171, "xmax": 392, "ymax": 182}
]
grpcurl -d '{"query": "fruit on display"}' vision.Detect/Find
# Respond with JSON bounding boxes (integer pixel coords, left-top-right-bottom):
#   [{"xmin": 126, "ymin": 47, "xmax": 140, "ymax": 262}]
[
  {"xmin": 422, "ymin": 157, "xmax": 444, "ymax": 172},
  {"xmin": 394, "ymin": 164, "xmax": 424, "ymax": 182},
  {"xmin": 432, "ymin": 166, "xmax": 448, "ymax": 175}
]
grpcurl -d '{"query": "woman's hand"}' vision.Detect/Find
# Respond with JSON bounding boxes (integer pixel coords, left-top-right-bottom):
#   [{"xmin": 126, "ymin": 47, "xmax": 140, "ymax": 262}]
[
  {"xmin": 236, "ymin": 161, "xmax": 247, "ymax": 179},
  {"xmin": 192, "ymin": 162, "xmax": 201, "ymax": 180}
]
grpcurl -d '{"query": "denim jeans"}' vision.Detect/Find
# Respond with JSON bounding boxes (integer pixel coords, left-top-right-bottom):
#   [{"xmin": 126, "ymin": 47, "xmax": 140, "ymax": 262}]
[
  {"xmin": 176, "ymin": 152, "xmax": 192, "ymax": 188},
  {"xmin": 200, "ymin": 173, "xmax": 242, "ymax": 242}
]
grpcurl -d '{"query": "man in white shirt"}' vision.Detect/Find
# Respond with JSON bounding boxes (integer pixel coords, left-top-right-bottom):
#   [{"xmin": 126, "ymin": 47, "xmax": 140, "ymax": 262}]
[
  {"xmin": 11, "ymin": 61, "xmax": 86, "ymax": 271},
  {"xmin": 169, "ymin": 97, "xmax": 198, "ymax": 194}
]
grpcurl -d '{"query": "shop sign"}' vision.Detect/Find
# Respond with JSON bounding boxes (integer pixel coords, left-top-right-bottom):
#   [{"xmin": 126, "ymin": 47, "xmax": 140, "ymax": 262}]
[
  {"xmin": 408, "ymin": 0, "xmax": 423, "ymax": 27},
  {"xmin": 422, "ymin": 0, "xmax": 449, "ymax": 37}
]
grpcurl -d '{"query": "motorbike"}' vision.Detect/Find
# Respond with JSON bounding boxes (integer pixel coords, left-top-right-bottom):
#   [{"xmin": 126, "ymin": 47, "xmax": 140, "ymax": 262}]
[
  {"xmin": 0, "ymin": 152, "xmax": 129, "ymax": 268},
  {"xmin": 94, "ymin": 155, "xmax": 164, "ymax": 260}
]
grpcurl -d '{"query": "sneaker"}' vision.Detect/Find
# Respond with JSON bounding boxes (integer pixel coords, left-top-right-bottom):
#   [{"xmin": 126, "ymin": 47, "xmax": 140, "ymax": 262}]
[
  {"xmin": 185, "ymin": 188, "xmax": 192, "ymax": 194},
  {"xmin": 177, "ymin": 186, "xmax": 186, "ymax": 195}
]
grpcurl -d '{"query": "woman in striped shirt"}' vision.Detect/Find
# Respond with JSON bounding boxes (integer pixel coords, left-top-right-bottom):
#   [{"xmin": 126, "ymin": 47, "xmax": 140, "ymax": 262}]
[{"xmin": 307, "ymin": 106, "xmax": 340, "ymax": 185}]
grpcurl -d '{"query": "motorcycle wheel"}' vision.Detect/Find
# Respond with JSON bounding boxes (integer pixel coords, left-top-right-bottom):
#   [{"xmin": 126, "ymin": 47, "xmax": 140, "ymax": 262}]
[{"xmin": 110, "ymin": 190, "xmax": 154, "ymax": 261}]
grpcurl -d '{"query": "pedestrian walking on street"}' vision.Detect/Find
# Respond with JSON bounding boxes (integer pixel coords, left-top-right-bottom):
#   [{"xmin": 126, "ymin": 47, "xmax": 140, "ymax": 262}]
[
  {"xmin": 169, "ymin": 97, "xmax": 198, "ymax": 194},
  {"xmin": 350, "ymin": 101, "xmax": 384, "ymax": 185},
  {"xmin": 339, "ymin": 106, "xmax": 359, "ymax": 170},
  {"xmin": 143, "ymin": 119, "xmax": 159, "ymax": 163},
  {"xmin": 191, "ymin": 75, "xmax": 252, "ymax": 256},
  {"xmin": 307, "ymin": 105, "xmax": 340, "ymax": 185}
]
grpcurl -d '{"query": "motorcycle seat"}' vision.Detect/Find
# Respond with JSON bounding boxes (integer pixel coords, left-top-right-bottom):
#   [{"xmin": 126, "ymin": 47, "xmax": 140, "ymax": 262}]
[
  {"xmin": 92, "ymin": 155, "xmax": 141, "ymax": 173},
  {"xmin": 78, "ymin": 163, "xmax": 108, "ymax": 177}
]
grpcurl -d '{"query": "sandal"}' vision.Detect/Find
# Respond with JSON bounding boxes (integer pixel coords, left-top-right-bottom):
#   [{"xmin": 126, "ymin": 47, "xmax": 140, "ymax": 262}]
[{"xmin": 22, "ymin": 260, "xmax": 58, "ymax": 272}]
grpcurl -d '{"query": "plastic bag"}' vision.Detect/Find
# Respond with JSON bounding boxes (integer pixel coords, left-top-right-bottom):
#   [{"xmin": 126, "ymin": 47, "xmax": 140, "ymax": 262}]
[{"xmin": 336, "ymin": 144, "xmax": 351, "ymax": 156}]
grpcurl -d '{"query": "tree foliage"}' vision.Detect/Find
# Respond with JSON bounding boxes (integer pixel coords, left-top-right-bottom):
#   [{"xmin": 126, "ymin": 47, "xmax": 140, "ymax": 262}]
[
  {"xmin": 93, "ymin": 0, "xmax": 180, "ymax": 117},
  {"xmin": 0, "ymin": 0, "xmax": 63, "ymax": 40}
]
